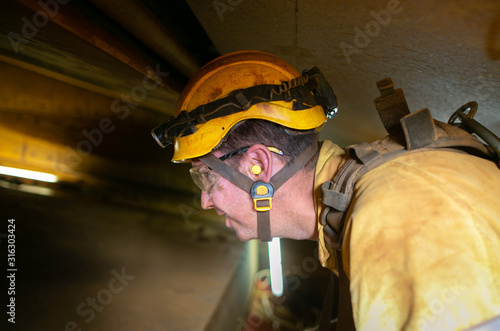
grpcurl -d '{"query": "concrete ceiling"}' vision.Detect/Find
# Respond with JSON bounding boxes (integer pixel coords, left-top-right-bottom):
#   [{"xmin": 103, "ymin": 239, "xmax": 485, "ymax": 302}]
[
  {"xmin": 0, "ymin": 0, "xmax": 498, "ymax": 212},
  {"xmin": 188, "ymin": 0, "xmax": 500, "ymax": 147}
]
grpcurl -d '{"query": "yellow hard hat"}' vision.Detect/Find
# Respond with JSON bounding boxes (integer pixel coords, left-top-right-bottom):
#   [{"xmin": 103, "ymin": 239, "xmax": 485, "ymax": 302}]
[{"xmin": 151, "ymin": 50, "xmax": 337, "ymax": 162}]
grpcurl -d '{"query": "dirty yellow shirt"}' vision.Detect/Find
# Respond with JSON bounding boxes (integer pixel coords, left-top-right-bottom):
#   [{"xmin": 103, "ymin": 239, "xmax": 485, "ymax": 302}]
[{"xmin": 314, "ymin": 140, "xmax": 500, "ymax": 330}]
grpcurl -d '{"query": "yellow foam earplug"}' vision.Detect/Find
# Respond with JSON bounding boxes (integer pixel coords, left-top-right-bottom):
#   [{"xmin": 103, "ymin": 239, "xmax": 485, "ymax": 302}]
[{"xmin": 251, "ymin": 165, "xmax": 262, "ymax": 175}]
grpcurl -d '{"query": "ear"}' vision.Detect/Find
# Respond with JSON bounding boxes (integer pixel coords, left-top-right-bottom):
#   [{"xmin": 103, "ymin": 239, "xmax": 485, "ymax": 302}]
[{"xmin": 241, "ymin": 144, "xmax": 273, "ymax": 182}]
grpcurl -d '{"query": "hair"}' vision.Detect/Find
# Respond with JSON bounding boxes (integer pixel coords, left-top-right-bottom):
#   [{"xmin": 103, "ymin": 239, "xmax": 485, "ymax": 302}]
[{"xmin": 216, "ymin": 119, "xmax": 319, "ymax": 171}]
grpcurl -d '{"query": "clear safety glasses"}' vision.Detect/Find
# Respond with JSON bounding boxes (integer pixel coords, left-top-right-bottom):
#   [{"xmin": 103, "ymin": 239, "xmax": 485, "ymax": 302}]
[
  {"xmin": 189, "ymin": 146, "xmax": 283, "ymax": 192},
  {"xmin": 189, "ymin": 165, "xmax": 220, "ymax": 192}
]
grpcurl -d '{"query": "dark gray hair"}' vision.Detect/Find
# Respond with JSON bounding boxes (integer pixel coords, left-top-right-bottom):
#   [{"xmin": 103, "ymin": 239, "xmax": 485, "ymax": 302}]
[{"xmin": 217, "ymin": 119, "xmax": 319, "ymax": 171}]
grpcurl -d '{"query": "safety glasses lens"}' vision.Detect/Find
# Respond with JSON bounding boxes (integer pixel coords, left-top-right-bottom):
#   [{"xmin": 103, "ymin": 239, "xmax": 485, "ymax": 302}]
[{"xmin": 189, "ymin": 166, "xmax": 218, "ymax": 192}]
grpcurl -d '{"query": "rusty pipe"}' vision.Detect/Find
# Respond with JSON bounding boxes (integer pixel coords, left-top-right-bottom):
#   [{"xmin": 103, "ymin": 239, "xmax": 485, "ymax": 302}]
[
  {"xmin": 89, "ymin": 0, "xmax": 200, "ymax": 78},
  {"xmin": 14, "ymin": 0, "xmax": 183, "ymax": 94}
]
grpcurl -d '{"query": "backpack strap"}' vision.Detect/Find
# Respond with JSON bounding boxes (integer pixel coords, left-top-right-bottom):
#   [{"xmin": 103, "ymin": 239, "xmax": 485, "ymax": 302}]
[
  {"xmin": 318, "ymin": 77, "xmax": 497, "ymax": 331},
  {"xmin": 321, "ymin": 78, "xmax": 495, "ymax": 251},
  {"xmin": 318, "ymin": 251, "xmax": 355, "ymax": 331},
  {"xmin": 373, "ymin": 77, "xmax": 410, "ymax": 137}
]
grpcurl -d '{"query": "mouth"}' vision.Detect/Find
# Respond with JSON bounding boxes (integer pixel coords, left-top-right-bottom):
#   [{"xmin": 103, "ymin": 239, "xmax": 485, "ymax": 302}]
[{"xmin": 215, "ymin": 209, "xmax": 231, "ymax": 228}]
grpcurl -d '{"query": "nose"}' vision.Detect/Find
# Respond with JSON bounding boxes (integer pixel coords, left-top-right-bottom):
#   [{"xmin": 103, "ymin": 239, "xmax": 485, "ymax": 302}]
[{"xmin": 200, "ymin": 190, "xmax": 214, "ymax": 210}]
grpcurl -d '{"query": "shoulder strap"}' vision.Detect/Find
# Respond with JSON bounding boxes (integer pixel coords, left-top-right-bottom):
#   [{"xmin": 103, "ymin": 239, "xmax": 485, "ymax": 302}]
[
  {"xmin": 318, "ymin": 251, "xmax": 355, "ymax": 331},
  {"xmin": 319, "ymin": 77, "xmax": 498, "ymax": 331},
  {"xmin": 321, "ymin": 78, "xmax": 495, "ymax": 251}
]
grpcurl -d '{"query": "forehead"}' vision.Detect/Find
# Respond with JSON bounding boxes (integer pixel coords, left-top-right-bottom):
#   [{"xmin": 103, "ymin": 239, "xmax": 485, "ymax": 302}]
[
  {"xmin": 191, "ymin": 150, "xmax": 227, "ymax": 167},
  {"xmin": 191, "ymin": 158, "xmax": 203, "ymax": 167}
]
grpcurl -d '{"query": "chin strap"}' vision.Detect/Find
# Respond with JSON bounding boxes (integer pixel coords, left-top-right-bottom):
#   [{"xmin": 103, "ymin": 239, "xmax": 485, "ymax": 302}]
[{"xmin": 199, "ymin": 140, "xmax": 319, "ymax": 242}]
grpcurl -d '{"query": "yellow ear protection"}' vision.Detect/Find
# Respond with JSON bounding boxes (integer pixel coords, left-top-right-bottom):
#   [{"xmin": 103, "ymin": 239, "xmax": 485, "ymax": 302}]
[
  {"xmin": 251, "ymin": 147, "xmax": 284, "ymax": 175},
  {"xmin": 251, "ymin": 165, "xmax": 262, "ymax": 175}
]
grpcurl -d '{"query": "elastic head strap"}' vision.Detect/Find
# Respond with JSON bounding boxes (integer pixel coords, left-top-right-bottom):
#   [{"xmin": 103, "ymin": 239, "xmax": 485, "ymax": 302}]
[
  {"xmin": 254, "ymin": 140, "xmax": 319, "ymax": 241},
  {"xmin": 198, "ymin": 139, "xmax": 319, "ymax": 242},
  {"xmin": 270, "ymin": 139, "xmax": 319, "ymax": 190},
  {"xmin": 199, "ymin": 154, "xmax": 254, "ymax": 192}
]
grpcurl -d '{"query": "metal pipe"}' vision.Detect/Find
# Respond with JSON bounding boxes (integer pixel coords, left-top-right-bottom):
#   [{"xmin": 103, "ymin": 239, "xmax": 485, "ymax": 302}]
[
  {"xmin": 457, "ymin": 111, "xmax": 500, "ymax": 157},
  {"xmin": 15, "ymin": 0, "xmax": 182, "ymax": 94},
  {"xmin": 89, "ymin": 0, "xmax": 200, "ymax": 78},
  {"xmin": 449, "ymin": 102, "xmax": 500, "ymax": 158}
]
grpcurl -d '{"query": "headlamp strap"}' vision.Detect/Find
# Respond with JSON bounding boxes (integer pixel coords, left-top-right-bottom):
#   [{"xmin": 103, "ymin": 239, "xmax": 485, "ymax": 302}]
[
  {"xmin": 166, "ymin": 84, "xmax": 317, "ymax": 136},
  {"xmin": 199, "ymin": 138, "xmax": 319, "ymax": 242},
  {"xmin": 151, "ymin": 67, "xmax": 338, "ymax": 148}
]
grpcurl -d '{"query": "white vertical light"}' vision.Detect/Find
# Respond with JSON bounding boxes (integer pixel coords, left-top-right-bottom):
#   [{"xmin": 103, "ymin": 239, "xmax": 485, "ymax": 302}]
[
  {"xmin": 0, "ymin": 166, "xmax": 58, "ymax": 183},
  {"xmin": 268, "ymin": 237, "xmax": 283, "ymax": 296}
]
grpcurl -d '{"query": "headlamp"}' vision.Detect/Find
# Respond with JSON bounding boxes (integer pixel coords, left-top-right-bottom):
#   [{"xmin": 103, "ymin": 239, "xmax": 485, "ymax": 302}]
[{"xmin": 151, "ymin": 67, "xmax": 338, "ymax": 149}]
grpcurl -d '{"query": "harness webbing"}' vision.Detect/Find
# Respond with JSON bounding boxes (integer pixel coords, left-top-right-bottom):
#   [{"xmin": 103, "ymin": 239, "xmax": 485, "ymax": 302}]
[
  {"xmin": 318, "ymin": 77, "xmax": 497, "ymax": 331},
  {"xmin": 322, "ymin": 77, "xmax": 495, "ymax": 253},
  {"xmin": 199, "ymin": 140, "xmax": 319, "ymax": 242}
]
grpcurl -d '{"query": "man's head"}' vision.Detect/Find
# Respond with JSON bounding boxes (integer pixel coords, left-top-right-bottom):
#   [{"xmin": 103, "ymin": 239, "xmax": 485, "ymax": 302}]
[
  {"xmin": 152, "ymin": 50, "xmax": 337, "ymax": 241},
  {"xmin": 194, "ymin": 120, "xmax": 320, "ymax": 241}
]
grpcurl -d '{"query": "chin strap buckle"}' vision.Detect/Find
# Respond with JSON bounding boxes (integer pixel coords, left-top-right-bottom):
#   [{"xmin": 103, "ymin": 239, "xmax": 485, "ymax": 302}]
[{"xmin": 251, "ymin": 181, "xmax": 274, "ymax": 212}]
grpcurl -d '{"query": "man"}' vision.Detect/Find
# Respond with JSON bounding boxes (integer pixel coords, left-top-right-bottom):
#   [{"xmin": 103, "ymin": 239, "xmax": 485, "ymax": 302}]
[{"xmin": 152, "ymin": 50, "xmax": 500, "ymax": 330}]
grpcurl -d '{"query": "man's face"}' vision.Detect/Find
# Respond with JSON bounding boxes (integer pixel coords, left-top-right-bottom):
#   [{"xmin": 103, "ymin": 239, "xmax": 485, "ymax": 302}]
[{"xmin": 191, "ymin": 153, "xmax": 259, "ymax": 241}]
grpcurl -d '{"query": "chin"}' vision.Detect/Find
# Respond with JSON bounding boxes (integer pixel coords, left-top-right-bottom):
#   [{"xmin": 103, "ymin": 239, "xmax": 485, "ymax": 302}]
[{"xmin": 234, "ymin": 231, "xmax": 256, "ymax": 242}]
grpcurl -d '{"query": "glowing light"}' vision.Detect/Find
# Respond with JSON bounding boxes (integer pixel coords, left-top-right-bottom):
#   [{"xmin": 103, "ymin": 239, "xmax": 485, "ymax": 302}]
[
  {"xmin": 268, "ymin": 237, "xmax": 283, "ymax": 297},
  {"xmin": 0, "ymin": 166, "xmax": 58, "ymax": 183}
]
